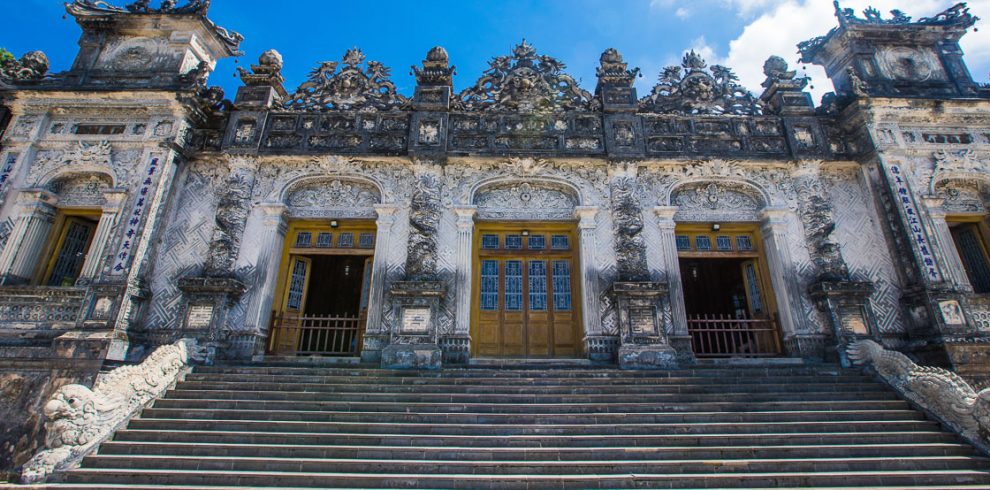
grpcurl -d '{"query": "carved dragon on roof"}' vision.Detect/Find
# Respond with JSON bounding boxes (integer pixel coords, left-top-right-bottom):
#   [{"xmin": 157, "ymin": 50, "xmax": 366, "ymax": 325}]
[
  {"xmin": 639, "ymin": 51, "xmax": 762, "ymax": 116},
  {"xmin": 284, "ymin": 48, "xmax": 409, "ymax": 112},
  {"xmin": 454, "ymin": 40, "xmax": 599, "ymax": 113}
]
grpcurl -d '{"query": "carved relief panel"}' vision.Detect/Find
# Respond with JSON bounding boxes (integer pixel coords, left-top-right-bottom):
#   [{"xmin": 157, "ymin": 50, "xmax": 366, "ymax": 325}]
[{"xmin": 474, "ymin": 181, "xmax": 578, "ymax": 221}]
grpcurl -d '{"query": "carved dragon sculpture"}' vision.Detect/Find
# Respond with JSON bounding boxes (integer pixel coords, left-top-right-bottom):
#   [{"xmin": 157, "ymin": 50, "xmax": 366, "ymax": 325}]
[
  {"xmin": 21, "ymin": 339, "xmax": 207, "ymax": 483},
  {"xmin": 847, "ymin": 339, "xmax": 990, "ymax": 452}
]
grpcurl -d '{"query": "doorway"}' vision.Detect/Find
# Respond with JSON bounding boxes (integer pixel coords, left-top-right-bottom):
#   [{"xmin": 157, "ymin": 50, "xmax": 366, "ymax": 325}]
[
  {"xmin": 676, "ymin": 225, "xmax": 782, "ymax": 357},
  {"xmin": 472, "ymin": 224, "xmax": 582, "ymax": 358},
  {"xmin": 268, "ymin": 221, "xmax": 376, "ymax": 356}
]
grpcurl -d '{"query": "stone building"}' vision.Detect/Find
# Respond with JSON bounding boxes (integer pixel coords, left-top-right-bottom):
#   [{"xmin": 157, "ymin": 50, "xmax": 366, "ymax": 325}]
[{"xmin": 1, "ymin": 0, "xmax": 989, "ymax": 474}]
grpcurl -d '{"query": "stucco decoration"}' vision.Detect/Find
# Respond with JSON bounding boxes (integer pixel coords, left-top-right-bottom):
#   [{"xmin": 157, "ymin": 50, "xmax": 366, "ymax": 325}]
[
  {"xmin": 406, "ymin": 171, "xmax": 443, "ymax": 280},
  {"xmin": 205, "ymin": 164, "xmax": 255, "ymax": 276},
  {"xmin": 30, "ymin": 141, "xmax": 127, "ymax": 187},
  {"xmin": 48, "ymin": 173, "xmax": 112, "ymax": 207},
  {"xmin": 848, "ymin": 339, "xmax": 990, "ymax": 455},
  {"xmin": 285, "ymin": 178, "xmax": 382, "ymax": 219},
  {"xmin": 284, "ymin": 48, "xmax": 408, "ymax": 112},
  {"xmin": 21, "ymin": 339, "xmax": 207, "ymax": 483},
  {"xmin": 0, "ymin": 50, "xmax": 49, "ymax": 86},
  {"xmin": 640, "ymin": 51, "xmax": 762, "ymax": 116},
  {"xmin": 794, "ymin": 163, "xmax": 850, "ymax": 281},
  {"xmin": 610, "ymin": 176, "xmax": 650, "ymax": 281},
  {"xmin": 474, "ymin": 181, "xmax": 578, "ymax": 221},
  {"xmin": 455, "ymin": 40, "xmax": 598, "ymax": 113},
  {"xmin": 927, "ymin": 149, "xmax": 989, "ymax": 194},
  {"xmin": 936, "ymin": 181, "xmax": 988, "ymax": 214},
  {"xmin": 672, "ymin": 181, "xmax": 762, "ymax": 222}
]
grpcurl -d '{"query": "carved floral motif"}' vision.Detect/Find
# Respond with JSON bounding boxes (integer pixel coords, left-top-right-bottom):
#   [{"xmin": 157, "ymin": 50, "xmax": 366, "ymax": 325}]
[
  {"xmin": 455, "ymin": 40, "xmax": 598, "ymax": 113},
  {"xmin": 640, "ymin": 51, "xmax": 762, "ymax": 116},
  {"xmin": 474, "ymin": 182, "xmax": 578, "ymax": 220},
  {"xmin": 286, "ymin": 178, "xmax": 381, "ymax": 215},
  {"xmin": 285, "ymin": 48, "xmax": 409, "ymax": 112}
]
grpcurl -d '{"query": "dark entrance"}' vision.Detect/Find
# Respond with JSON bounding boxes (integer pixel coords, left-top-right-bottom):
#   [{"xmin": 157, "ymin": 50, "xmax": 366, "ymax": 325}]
[{"xmin": 680, "ymin": 257, "xmax": 780, "ymax": 357}]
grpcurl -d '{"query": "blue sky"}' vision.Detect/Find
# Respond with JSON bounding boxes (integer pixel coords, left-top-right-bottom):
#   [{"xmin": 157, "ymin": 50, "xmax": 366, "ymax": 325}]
[{"xmin": 4, "ymin": 0, "xmax": 989, "ymax": 105}]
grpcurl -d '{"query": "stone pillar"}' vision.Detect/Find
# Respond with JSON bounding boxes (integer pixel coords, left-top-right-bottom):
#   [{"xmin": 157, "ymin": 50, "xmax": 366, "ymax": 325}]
[
  {"xmin": 444, "ymin": 205, "xmax": 476, "ymax": 364},
  {"xmin": 654, "ymin": 206, "xmax": 691, "ymax": 356},
  {"xmin": 360, "ymin": 203, "xmax": 399, "ymax": 363},
  {"xmin": 241, "ymin": 203, "xmax": 288, "ymax": 358},
  {"xmin": 575, "ymin": 206, "xmax": 612, "ymax": 360},
  {"xmin": 0, "ymin": 189, "xmax": 57, "ymax": 285},
  {"xmin": 77, "ymin": 189, "xmax": 128, "ymax": 283},
  {"xmin": 922, "ymin": 197, "xmax": 972, "ymax": 292},
  {"xmin": 760, "ymin": 207, "xmax": 821, "ymax": 358}
]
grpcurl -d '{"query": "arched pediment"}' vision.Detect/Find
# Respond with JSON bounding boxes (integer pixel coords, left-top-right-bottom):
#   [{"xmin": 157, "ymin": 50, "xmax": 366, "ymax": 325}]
[
  {"xmin": 935, "ymin": 179, "xmax": 989, "ymax": 215},
  {"xmin": 473, "ymin": 180, "xmax": 579, "ymax": 221},
  {"xmin": 671, "ymin": 181, "xmax": 765, "ymax": 222},
  {"xmin": 47, "ymin": 172, "xmax": 113, "ymax": 207},
  {"xmin": 284, "ymin": 177, "xmax": 382, "ymax": 219}
]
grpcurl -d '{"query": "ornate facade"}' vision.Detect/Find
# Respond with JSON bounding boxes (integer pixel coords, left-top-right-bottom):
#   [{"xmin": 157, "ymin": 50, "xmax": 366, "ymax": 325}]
[{"xmin": 1, "ymin": 0, "xmax": 990, "ymax": 474}]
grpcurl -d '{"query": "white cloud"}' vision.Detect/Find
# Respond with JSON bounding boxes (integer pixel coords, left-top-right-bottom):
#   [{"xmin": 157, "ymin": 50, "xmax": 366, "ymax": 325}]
[
  {"xmin": 718, "ymin": 0, "xmax": 990, "ymax": 103},
  {"xmin": 675, "ymin": 7, "xmax": 691, "ymax": 19}
]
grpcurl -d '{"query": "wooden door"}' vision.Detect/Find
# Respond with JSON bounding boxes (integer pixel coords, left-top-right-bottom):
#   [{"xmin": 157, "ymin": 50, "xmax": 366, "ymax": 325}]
[
  {"xmin": 474, "ymin": 228, "xmax": 580, "ymax": 358},
  {"xmin": 274, "ymin": 255, "xmax": 311, "ymax": 353}
]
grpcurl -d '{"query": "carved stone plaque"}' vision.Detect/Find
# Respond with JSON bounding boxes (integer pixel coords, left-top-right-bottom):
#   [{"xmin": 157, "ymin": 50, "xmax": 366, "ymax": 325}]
[
  {"xmin": 939, "ymin": 300, "xmax": 965, "ymax": 326},
  {"xmin": 629, "ymin": 306, "xmax": 657, "ymax": 336},
  {"xmin": 401, "ymin": 307, "xmax": 432, "ymax": 334},
  {"xmin": 187, "ymin": 305, "xmax": 215, "ymax": 329},
  {"xmin": 839, "ymin": 306, "xmax": 869, "ymax": 335}
]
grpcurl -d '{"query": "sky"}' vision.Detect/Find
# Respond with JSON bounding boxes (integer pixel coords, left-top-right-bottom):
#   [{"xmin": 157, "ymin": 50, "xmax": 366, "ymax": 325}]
[{"xmin": 3, "ymin": 0, "xmax": 989, "ymax": 106}]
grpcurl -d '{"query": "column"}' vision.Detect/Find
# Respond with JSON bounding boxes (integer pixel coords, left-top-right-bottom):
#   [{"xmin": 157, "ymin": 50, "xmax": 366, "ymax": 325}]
[
  {"xmin": 452, "ymin": 206, "xmax": 476, "ymax": 335},
  {"xmin": 922, "ymin": 197, "xmax": 972, "ymax": 292},
  {"xmin": 242, "ymin": 204, "xmax": 288, "ymax": 340},
  {"xmin": 77, "ymin": 190, "xmax": 128, "ymax": 283},
  {"xmin": 366, "ymin": 204, "xmax": 399, "ymax": 335},
  {"xmin": 654, "ymin": 206, "xmax": 688, "ymax": 341},
  {"xmin": 0, "ymin": 190, "xmax": 56, "ymax": 285},
  {"xmin": 759, "ymin": 207, "xmax": 809, "ymax": 353},
  {"xmin": 575, "ymin": 206, "xmax": 608, "ymax": 358}
]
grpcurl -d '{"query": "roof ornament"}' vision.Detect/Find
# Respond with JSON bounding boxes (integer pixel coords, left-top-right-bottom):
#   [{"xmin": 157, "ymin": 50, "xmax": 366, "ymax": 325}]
[
  {"xmin": 66, "ymin": 0, "xmax": 212, "ymax": 15},
  {"xmin": 412, "ymin": 46, "xmax": 455, "ymax": 87},
  {"xmin": 834, "ymin": 2, "xmax": 912, "ymax": 26},
  {"xmin": 596, "ymin": 48, "xmax": 640, "ymax": 89},
  {"xmin": 454, "ymin": 40, "xmax": 598, "ymax": 113},
  {"xmin": 639, "ymin": 50, "xmax": 762, "ymax": 116},
  {"xmin": 284, "ymin": 48, "xmax": 409, "ymax": 112},
  {"xmin": 0, "ymin": 50, "xmax": 49, "ymax": 86}
]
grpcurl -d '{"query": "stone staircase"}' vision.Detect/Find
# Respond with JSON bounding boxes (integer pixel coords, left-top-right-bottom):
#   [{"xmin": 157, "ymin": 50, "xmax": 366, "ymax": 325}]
[{"xmin": 42, "ymin": 364, "xmax": 990, "ymax": 489}]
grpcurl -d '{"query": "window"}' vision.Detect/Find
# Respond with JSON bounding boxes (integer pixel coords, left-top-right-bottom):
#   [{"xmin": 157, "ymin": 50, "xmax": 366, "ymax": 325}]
[
  {"xmin": 482, "ymin": 234, "xmax": 499, "ymax": 249},
  {"xmin": 528, "ymin": 260, "xmax": 548, "ymax": 311},
  {"xmin": 695, "ymin": 236, "xmax": 712, "ymax": 251},
  {"xmin": 358, "ymin": 233, "xmax": 375, "ymax": 249},
  {"xmin": 676, "ymin": 235, "xmax": 691, "ymax": 251},
  {"xmin": 337, "ymin": 232, "xmax": 354, "ymax": 248},
  {"xmin": 950, "ymin": 222, "xmax": 990, "ymax": 294},
  {"xmin": 316, "ymin": 232, "xmax": 333, "ymax": 248},
  {"xmin": 528, "ymin": 235, "xmax": 545, "ymax": 250},
  {"xmin": 505, "ymin": 235, "xmax": 522, "ymax": 250},
  {"xmin": 716, "ymin": 236, "xmax": 732, "ymax": 251},
  {"xmin": 295, "ymin": 232, "xmax": 312, "ymax": 248},
  {"xmin": 551, "ymin": 235, "xmax": 570, "ymax": 250},
  {"xmin": 505, "ymin": 260, "xmax": 523, "ymax": 311},
  {"xmin": 480, "ymin": 260, "xmax": 499, "ymax": 310},
  {"xmin": 552, "ymin": 260, "xmax": 572, "ymax": 311}
]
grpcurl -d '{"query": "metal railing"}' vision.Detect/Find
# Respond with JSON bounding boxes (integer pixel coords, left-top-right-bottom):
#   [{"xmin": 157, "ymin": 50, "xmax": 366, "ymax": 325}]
[
  {"xmin": 267, "ymin": 312, "xmax": 365, "ymax": 356},
  {"xmin": 687, "ymin": 313, "xmax": 781, "ymax": 357}
]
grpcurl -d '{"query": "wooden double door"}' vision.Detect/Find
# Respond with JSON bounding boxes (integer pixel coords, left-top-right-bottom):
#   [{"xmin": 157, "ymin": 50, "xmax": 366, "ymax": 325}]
[{"xmin": 472, "ymin": 225, "xmax": 581, "ymax": 358}]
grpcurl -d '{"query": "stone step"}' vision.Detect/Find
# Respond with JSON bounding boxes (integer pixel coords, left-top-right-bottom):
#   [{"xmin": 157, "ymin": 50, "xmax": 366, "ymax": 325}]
[
  {"xmin": 78, "ymin": 454, "xmax": 990, "ymax": 475},
  {"xmin": 95, "ymin": 440, "xmax": 979, "ymax": 461},
  {"xmin": 160, "ymin": 388, "xmax": 899, "ymax": 404},
  {"xmin": 191, "ymin": 366, "xmax": 856, "ymax": 379},
  {"xmin": 110, "ymin": 429, "xmax": 961, "ymax": 448},
  {"xmin": 27, "ymin": 485, "xmax": 990, "ymax": 490},
  {"xmin": 61, "ymin": 468, "xmax": 990, "ymax": 489},
  {"xmin": 151, "ymin": 397, "xmax": 911, "ymax": 413},
  {"xmin": 139, "ymin": 407, "xmax": 929, "ymax": 424},
  {"xmin": 184, "ymin": 372, "xmax": 874, "ymax": 385},
  {"xmin": 125, "ymin": 418, "xmax": 941, "ymax": 436},
  {"xmin": 175, "ymin": 379, "xmax": 890, "ymax": 394}
]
